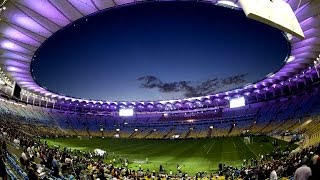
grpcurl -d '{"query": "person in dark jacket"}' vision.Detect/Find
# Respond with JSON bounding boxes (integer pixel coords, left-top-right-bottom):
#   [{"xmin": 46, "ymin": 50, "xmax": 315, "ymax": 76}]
[{"xmin": 0, "ymin": 147, "xmax": 7, "ymax": 180}]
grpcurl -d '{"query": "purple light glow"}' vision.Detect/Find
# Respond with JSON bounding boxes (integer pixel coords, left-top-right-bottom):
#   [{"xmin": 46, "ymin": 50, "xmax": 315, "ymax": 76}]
[
  {"xmin": 3, "ymin": 28, "xmax": 41, "ymax": 47},
  {"xmin": 6, "ymin": 66, "xmax": 27, "ymax": 73},
  {"xmin": 68, "ymin": 0, "xmax": 97, "ymax": 15},
  {"xmin": 1, "ymin": 40, "xmax": 32, "ymax": 53},
  {"xmin": 1, "ymin": 41, "xmax": 14, "ymax": 49},
  {"xmin": 13, "ymin": 15, "xmax": 52, "ymax": 37},
  {"xmin": 114, "ymin": 0, "xmax": 135, "ymax": 6},
  {"xmin": 19, "ymin": 0, "xmax": 69, "ymax": 27},
  {"xmin": 4, "ymin": 60, "xmax": 29, "ymax": 68}
]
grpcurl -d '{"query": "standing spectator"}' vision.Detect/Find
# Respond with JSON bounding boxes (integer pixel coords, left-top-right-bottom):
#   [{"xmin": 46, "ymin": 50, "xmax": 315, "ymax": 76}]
[
  {"xmin": 52, "ymin": 156, "xmax": 60, "ymax": 177},
  {"xmin": 21, "ymin": 149, "xmax": 28, "ymax": 167},
  {"xmin": 1, "ymin": 141, "xmax": 6, "ymax": 152},
  {"xmin": 294, "ymin": 159, "xmax": 312, "ymax": 180},
  {"xmin": 270, "ymin": 168, "xmax": 278, "ymax": 180}
]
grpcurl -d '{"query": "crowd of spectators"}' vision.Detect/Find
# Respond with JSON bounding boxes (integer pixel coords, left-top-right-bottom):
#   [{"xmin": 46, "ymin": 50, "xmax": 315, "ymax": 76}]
[
  {"xmin": 217, "ymin": 145, "xmax": 320, "ymax": 180},
  {"xmin": 0, "ymin": 112, "xmax": 319, "ymax": 179}
]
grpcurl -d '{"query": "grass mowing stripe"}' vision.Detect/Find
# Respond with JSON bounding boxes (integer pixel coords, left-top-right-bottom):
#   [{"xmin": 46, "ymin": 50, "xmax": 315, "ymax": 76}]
[{"xmin": 206, "ymin": 141, "xmax": 215, "ymax": 154}]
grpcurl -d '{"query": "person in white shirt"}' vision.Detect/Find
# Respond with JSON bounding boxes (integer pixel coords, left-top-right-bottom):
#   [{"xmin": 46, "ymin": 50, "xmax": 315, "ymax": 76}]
[
  {"xmin": 13, "ymin": 138, "xmax": 20, "ymax": 148},
  {"xmin": 21, "ymin": 151, "xmax": 28, "ymax": 161},
  {"xmin": 294, "ymin": 159, "xmax": 312, "ymax": 180},
  {"xmin": 27, "ymin": 146, "xmax": 33, "ymax": 157},
  {"xmin": 270, "ymin": 169, "xmax": 278, "ymax": 180}
]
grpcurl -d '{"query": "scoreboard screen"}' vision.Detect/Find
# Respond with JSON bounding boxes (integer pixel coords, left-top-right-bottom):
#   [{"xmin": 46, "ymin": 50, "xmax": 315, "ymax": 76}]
[
  {"xmin": 119, "ymin": 108, "xmax": 134, "ymax": 116},
  {"xmin": 230, "ymin": 97, "xmax": 245, "ymax": 108}
]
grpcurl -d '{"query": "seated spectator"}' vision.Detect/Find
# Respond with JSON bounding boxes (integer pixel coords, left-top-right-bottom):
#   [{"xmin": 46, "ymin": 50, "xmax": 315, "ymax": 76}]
[{"xmin": 28, "ymin": 163, "xmax": 39, "ymax": 180}]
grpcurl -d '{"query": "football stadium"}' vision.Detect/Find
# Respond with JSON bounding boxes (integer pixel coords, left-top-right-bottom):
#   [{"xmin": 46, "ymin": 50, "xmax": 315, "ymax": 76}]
[{"xmin": 0, "ymin": 0, "xmax": 320, "ymax": 179}]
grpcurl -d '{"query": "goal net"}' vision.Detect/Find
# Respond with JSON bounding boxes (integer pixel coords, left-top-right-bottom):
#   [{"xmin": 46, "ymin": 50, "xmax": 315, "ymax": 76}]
[{"xmin": 244, "ymin": 137, "xmax": 252, "ymax": 144}]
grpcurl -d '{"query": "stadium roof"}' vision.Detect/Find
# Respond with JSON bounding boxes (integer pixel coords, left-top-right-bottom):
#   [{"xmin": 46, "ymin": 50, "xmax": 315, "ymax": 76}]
[{"xmin": 0, "ymin": 0, "xmax": 319, "ymax": 109}]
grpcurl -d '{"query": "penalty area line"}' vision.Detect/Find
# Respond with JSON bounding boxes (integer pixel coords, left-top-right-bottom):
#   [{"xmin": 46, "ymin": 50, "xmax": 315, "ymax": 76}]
[{"xmin": 207, "ymin": 141, "xmax": 215, "ymax": 154}]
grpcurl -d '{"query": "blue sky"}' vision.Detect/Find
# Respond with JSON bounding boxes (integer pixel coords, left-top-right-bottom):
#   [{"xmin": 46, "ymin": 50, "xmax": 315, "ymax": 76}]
[{"xmin": 32, "ymin": 1, "xmax": 289, "ymax": 101}]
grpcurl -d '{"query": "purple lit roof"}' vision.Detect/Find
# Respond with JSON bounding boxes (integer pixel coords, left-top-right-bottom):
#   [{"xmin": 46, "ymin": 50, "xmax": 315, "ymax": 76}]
[{"xmin": 0, "ymin": 0, "xmax": 319, "ymax": 108}]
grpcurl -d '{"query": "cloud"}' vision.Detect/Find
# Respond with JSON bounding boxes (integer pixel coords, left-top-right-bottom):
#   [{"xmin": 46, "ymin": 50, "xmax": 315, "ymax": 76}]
[
  {"xmin": 137, "ymin": 73, "xmax": 248, "ymax": 98},
  {"xmin": 221, "ymin": 73, "xmax": 248, "ymax": 85}
]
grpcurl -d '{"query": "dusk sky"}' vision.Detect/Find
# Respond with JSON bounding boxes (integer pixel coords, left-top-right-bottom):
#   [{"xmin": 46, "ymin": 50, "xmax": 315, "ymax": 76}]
[{"xmin": 32, "ymin": 1, "xmax": 289, "ymax": 101}]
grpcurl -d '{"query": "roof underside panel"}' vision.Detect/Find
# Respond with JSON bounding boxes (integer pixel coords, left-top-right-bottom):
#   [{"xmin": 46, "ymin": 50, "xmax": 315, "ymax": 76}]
[
  {"xmin": 67, "ymin": 0, "xmax": 99, "ymax": 16},
  {"xmin": 14, "ymin": 0, "xmax": 70, "ymax": 27},
  {"xmin": 91, "ymin": 0, "xmax": 116, "ymax": 10}
]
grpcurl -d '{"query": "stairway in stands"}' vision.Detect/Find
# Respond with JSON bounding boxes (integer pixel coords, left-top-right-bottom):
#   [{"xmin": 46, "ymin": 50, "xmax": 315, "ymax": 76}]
[
  {"xmin": 227, "ymin": 124, "xmax": 235, "ymax": 136},
  {"xmin": 143, "ymin": 130, "xmax": 154, "ymax": 139},
  {"xmin": 128, "ymin": 130, "xmax": 137, "ymax": 138},
  {"xmin": 184, "ymin": 128, "xmax": 192, "ymax": 138},
  {"xmin": 163, "ymin": 128, "xmax": 175, "ymax": 139},
  {"xmin": 207, "ymin": 128, "xmax": 212, "ymax": 138},
  {"xmin": 85, "ymin": 126, "xmax": 91, "ymax": 137},
  {"xmin": 66, "ymin": 122, "xmax": 78, "ymax": 136}
]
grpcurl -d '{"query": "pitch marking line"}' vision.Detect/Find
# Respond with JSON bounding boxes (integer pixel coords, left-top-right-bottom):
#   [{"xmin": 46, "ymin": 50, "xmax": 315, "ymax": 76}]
[
  {"xmin": 233, "ymin": 142, "xmax": 237, "ymax": 148},
  {"xmin": 241, "ymin": 137, "xmax": 259, "ymax": 158},
  {"xmin": 206, "ymin": 141, "xmax": 215, "ymax": 154}
]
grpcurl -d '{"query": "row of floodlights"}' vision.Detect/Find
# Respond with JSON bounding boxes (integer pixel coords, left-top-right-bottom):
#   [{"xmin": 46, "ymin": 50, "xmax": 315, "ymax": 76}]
[
  {"xmin": 313, "ymin": 54, "xmax": 320, "ymax": 65},
  {"xmin": 0, "ymin": 6, "xmax": 6, "ymax": 12},
  {"xmin": 0, "ymin": 0, "xmax": 7, "ymax": 15},
  {"xmin": 21, "ymin": 90, "xmax": 54, "ymax": 102},
  {"xmin": 113, "ymin": 125, "xmax": 226, "ymax": 132},
  {"xmin": 0, "ymin": 67, "xmax": 13, "ymax": 86},
  {"xmin": 0, "ymin": 98, "xmax": 25, "ymax": 107}
]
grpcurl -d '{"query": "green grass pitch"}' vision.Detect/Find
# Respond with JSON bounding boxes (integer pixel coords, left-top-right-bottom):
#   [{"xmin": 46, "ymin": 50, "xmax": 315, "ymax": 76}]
[{"xmin": 44, "ymin": 136, "xmax": 297, "ymax": 175}]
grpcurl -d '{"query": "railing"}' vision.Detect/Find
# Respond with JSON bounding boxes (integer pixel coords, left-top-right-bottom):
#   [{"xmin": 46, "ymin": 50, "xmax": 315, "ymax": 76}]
[
  {"xmin": 5, "ymin": 152, "xmax": 28, "ymax": 180},
  {"xmin": 5, "ymin": 167, "xmax": 17, "ymax": 180}
]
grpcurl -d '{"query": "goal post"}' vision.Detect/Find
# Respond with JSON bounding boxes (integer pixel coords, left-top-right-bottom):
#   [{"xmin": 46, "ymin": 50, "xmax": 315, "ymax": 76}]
[{"xmin": 244, "ymin": 136, "xmax": 252, "ymax": 144}]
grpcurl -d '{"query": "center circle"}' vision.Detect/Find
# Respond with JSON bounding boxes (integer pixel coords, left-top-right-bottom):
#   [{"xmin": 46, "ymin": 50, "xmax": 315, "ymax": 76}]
[{"xmin": 32, "ymin": 1, "xmax": 289, "ymax": 101}]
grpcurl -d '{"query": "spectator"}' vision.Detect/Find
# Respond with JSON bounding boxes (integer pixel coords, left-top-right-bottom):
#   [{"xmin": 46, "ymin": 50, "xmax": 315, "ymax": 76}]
[
  {"xmin": 27, "ymin": 163, "xmax": 39, "ymax": 180},
  {"xmin": 294, "ymin": 158, "xmax": 312, "ymax": 180},
  {"xmin": 52, "ymin": 156, "xmax": 60, "ymax": 177},
  {"xmin": 270, "ymin": 168, "xmax": 278, "ymax": 180}
]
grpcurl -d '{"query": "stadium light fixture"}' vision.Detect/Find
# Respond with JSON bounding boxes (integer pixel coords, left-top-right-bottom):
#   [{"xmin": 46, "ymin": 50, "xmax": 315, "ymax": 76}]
[
  {"xmin": 266, "ymin": 73, "xmax": 274, "ymax": 78},
  {"xmin": 314, "ymin": 59, "xmax": 320, "ymax": 78},
  {"xmin": 216, "ymin": 0, "xmax": 239, "ymax": 8},
  {"xmin": 286, "ymin": 56, "xmax": 295, "ymax": 63}
]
